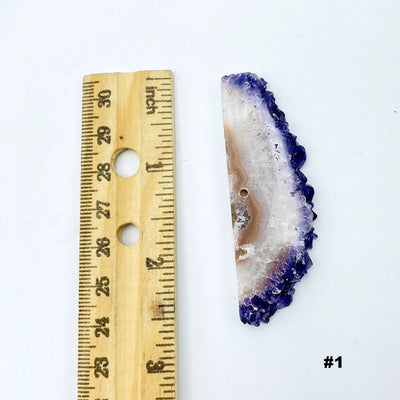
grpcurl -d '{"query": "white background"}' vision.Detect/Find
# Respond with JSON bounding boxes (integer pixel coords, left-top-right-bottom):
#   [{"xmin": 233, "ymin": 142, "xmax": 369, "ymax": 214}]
[{"xmin": 1, "ymin": 1, "xmax": 400, "ymax": 399}]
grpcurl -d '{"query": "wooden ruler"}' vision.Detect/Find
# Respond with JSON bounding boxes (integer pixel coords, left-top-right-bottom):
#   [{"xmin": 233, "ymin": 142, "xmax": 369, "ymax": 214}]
[{"xmin": 78, "ymin": 70, "xmax": 176, "ymax": 400}]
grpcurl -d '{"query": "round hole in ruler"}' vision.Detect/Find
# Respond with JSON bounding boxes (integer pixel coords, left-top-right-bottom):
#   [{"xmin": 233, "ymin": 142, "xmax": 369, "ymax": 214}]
[
  {"xmin": 118, "ymin": 223, "xmax": 140, "ymax": 246},
  {"xmin": 113, "ymin": 148, "xmax": 140, "ymax": 177}
]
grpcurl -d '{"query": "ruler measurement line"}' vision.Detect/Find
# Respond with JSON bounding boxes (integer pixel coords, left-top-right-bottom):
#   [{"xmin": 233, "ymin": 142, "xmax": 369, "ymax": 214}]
[{"xmin": 146, "ymin": 77, "xmax": 171, "ymax": 80}]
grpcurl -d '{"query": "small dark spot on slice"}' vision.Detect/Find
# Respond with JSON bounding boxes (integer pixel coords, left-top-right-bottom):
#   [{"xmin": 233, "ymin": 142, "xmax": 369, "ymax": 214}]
[{"xmin": 239, "ymin": 188, "xmax": 249, "ymax": 198}]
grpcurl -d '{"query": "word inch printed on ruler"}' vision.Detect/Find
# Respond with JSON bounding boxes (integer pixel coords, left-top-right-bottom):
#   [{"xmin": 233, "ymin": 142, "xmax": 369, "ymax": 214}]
[{"xmin": 78, "ymin": 71, "xmax": 176, "ymax": 400}]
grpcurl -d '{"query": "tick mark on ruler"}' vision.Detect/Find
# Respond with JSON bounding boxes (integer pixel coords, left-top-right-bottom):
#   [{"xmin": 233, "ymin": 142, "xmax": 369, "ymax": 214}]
[{"xmin": 146, "ymin": 77, "xmax": 171, "ymax": 80}]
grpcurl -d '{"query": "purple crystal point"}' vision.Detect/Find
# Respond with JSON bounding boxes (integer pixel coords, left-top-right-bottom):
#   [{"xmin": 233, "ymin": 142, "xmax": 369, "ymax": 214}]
[{"xmin": 221, "ymin": 72, "xmax": 317, "ymax": 326}]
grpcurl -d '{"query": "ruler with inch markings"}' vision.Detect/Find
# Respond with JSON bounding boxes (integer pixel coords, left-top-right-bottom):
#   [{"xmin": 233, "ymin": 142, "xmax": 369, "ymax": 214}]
[{"xmin": 78, "ymin": 70, "xmax": 176, "ymax": 400}]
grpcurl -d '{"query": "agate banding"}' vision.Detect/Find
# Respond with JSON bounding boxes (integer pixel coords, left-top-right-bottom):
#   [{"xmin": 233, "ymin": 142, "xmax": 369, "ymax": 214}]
[{"xmin": 221, "ymin": 73, "xmax": 317, "ymax": 326}]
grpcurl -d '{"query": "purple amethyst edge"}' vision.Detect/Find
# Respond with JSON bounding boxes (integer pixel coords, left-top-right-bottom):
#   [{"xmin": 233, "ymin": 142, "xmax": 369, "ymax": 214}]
[
  {"xmin": 223, "ymin": 72, "xmax": 317, "ymax": 326},
  {"xmin": 239, "ymin": 246, "xmax": 315, "ymax": 326}
]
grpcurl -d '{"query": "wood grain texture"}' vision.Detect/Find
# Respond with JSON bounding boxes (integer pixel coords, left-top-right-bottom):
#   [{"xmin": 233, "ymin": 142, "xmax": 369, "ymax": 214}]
[{"xmin": 78, "ymin": 71, "xmax": 176, "ymax": 400}]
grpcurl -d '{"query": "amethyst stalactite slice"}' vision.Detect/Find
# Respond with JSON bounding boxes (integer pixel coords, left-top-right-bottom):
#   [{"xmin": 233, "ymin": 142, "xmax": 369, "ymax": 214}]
[{"xmin": 221, "ymin": 73, "xmax": 317, "ymax": 326}]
